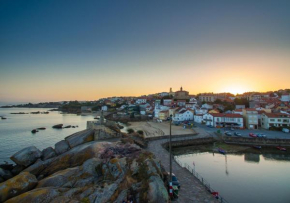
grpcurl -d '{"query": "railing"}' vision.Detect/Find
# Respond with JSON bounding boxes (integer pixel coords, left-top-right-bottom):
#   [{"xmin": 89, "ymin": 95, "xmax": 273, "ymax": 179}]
[{"xmin": 174, "ymin": 156, "xmax": 230, "ymax": 203}]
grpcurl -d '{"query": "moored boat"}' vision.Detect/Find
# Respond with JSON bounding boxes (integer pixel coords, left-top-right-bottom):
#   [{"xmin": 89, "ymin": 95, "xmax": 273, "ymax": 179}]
[
  {"xmin": 253, "ymin": 145, "xmax": 262, "ymax": 149},
  {"xmin": 218, "ymin": 148, "xmax": 226, "ymax": 154}
]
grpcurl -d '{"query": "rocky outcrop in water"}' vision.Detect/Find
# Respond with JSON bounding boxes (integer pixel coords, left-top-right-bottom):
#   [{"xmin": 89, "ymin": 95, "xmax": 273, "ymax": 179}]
[
  {"xmin": 10, "ymin": 146, "xmax": 42, "ymax": 167},
  {"xmin": 0, "ymin": 129, "xmax": 169, "ymax": 202},
  {"xmin": 52, "ymin": 124, "xmax": 63, "ymax": 129}
]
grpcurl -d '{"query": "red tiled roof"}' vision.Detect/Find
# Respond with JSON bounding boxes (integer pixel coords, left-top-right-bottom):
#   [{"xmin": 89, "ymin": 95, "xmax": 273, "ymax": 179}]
[
  {"xmin": 210, "ymin": 113, "xmax": 243, "ymax": 118},
  {"xmin": 263, "ymin": 113, "xmax": 289, "ymax": 118}
]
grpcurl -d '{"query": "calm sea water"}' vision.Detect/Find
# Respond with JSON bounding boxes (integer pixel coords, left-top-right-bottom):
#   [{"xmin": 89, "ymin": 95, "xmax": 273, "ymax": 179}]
[
  {"xmin": 0, "ymin": 108, "xmax": 95, "ymax": 163},
  {"xmin": 176, "ymin": 151, "xmax": 290, "ymax": 203}
]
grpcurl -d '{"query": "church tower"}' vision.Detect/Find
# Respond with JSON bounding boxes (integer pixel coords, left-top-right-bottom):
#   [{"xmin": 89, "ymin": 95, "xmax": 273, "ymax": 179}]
[{"xmin": 180, "ymin": 86, "xmax": 183, "ymax": 91}]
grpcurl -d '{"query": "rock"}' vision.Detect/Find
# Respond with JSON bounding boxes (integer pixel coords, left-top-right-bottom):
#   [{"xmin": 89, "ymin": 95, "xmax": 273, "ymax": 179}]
[
  {"xmin": 113, "ymin": 189, "xmax": 128, "ymax": 203},
  {"xmin": 25, "ymin": 141, "xmax": 111, "ymax": 178},
  {"xmin": 147, "ymin": 176, "xmax": 169, "ymax": 203},
  {"xmin": 31, "ymin": 129, "xmax": 38, "ymax": 134},
  {"xmin": 0, "ymin": 172, "xmax": 38, "ymax": 202},
  {"xmin": 5, "ymin": 187, "xmax": 61, "ymax": 203},
  {"xmin": 65, "ymin": 129, "xmax": 94, "ymax": 148},
  {"xmin": 10, "ymin": 146, "xmax": 42, "ymax": 167},
  {"xmin": 37, "ymin": 127, "xmax": 46, "ymax": 130},
  {"xmin": 88, "ymin": 183, "xmax": 118, "ymax": 203},
  {"xmin": 37, "ymin": 167, "xmax": 79, "ymax": 188},
  {"xmin": 64, "ymin": 125, "xmax": 71, "ymax": 128},
  {"xmin": 0, "ymin": 162, "xmax": 14, "ymax": 171},
  {"xmin": 11, "ymin": 165, "xmax": 25, "ymax": 175},
  {"xmin": 41, "ymin": 147, "xmax": 56, "ymax": 161},
  {"xmin": 52, "ymin": 124, "xmax": 63, "ymax": 129},
  {"xmin": 0, "ymin": 168, "xmax": 13, "ymax": 180},
  {"xmin": 54, "ymin": 140, "xmax": 70, "ymax": 155}
]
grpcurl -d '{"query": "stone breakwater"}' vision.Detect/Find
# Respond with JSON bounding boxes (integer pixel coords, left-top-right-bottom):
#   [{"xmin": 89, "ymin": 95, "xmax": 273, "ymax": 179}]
[{"xmin": 0, "ymin": 129, "xmax": 169, "ymax": 203}]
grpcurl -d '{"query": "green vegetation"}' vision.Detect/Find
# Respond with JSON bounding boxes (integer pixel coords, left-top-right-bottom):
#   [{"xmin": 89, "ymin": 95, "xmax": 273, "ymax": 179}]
[
  {"xmin": 127, "ymin": 128, "xmax": 134, "ymax": 134},
  {"xmin": 137, "ymin": 130, "xmax": 144, "ymax": 135}
]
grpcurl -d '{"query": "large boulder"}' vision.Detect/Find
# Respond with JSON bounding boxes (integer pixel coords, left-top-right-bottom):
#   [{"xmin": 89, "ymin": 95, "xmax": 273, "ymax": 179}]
[
  {"xmin": 10, "ymin": 146, "xmax": 42, "ymax": 167},
  {"xmin": 24, "ymin": 141, "xmax": 111, "ymax": 178},
  {"xmin": 0, "ymin": 172, "xmax": 38, "ymax": 202},
  {"xmin": 41, "ymin": 147, "xmax": 56, "ymax": 160},
  {"xmin": 0, "ymin": 168, "xmax": 13, "ymax": 181},
  {"xmin": 54, "ymin": 140, "xmax": 70, "ymax": 155},
  {"xmin": 5, "ymin": 187, "xmax": 61, "ymax": 203},
  {"xmin": 65, "ymin": 129, "xmax": 94, "ymax": 148},
  {"xmin": 147, "ymin": 176, "xmax": 169, "ymax": 203}
]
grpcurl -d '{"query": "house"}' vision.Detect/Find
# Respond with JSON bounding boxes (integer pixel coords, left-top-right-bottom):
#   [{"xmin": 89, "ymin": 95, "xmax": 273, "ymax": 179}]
[
  {"xmin": 202, "ymin": 113, "xmax": 244, "ymax": 128},
  {"xmin": 176, "ymin": 100, "xmax": 186, "ymax": 107},
  {"xmin": 235, "ymin": 105, "xmax": 245, "ymax": 109},
  {"xmin": 135, "ymin": 98, "xmax": 147, "ymax": 104},
  {"xmin": 172, "ymin": 109, "xmax": 194, "ymax": 122},
  {"xmin": 189, "ymin": 97, "xmax": 198, "ymax": 104},
  {"xmin": 163, "ymin": 99, "xmax": 173, "ymax": 106},
  {"xmin": 232, "ymin": 109, "xmax": 243, "ymax": 115},
  {"xmin": 158, "ymin": 110, "xmax": 169, "ymax": 120},
  {"xmin": 154, "ymin": 105, "xmax": 169, "ymax": 118},
  {"xmin": 261, "ymin": 113, "xmax": 290, "ymax": 129},
  {"xmin": 195, "ymin": 107, "xmax": 208, "ymax": 115},
  {"xmin": 185, "ymin": 103, "xmax": 194, "ymax": 108},
  {"xmin": 242, "ymin": 108, "xmax": 258, "ymax": 129},
  {"xmin": 281, "ymin": 94, "xmax": 290, "ymax": 102},
  {"xmin": 159, "ymin": 92, "xmax": 169, "ymax": 97},
  {"xmin": 201, "ymin": 103, "xmax": 213, "ymax": 110},
  {"xmin": 194, "ymin": 114, "xmax": 203, "ymax": 123},
  {"xmin": 198, "ymin": 93, "xmax": 216, "ymax": 102},
  {"xmin": 101, "ymin": 106, "xmax": 108, "ymax": 111}
]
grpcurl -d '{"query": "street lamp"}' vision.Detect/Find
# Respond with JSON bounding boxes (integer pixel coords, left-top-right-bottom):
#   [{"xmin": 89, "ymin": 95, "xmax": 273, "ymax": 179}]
[{"xmin": 169, "ymin": 114, "xmax": 173, "ymax": 198}]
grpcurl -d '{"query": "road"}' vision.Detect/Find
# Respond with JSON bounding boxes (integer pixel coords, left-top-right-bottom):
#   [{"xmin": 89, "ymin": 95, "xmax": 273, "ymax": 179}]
[{"xmin": 194, "ymin": 123, "xmax": 290, "ymax": 139}]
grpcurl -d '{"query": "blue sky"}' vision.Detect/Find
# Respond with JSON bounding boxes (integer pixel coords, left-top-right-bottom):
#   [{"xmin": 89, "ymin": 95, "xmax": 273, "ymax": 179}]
[{"xmin": 1, "ymin": 0, "xmax": 290, "ymax": 103}]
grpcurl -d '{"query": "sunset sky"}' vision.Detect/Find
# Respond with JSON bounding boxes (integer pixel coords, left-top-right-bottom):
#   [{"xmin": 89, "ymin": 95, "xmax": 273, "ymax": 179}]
[{"xmin": 1, "ymin": 0, "xmax": 290, "ymax": 103}]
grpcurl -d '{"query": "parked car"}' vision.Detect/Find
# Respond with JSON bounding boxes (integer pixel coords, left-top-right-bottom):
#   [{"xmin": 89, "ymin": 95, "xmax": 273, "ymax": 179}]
[
  {"xmin": 249, "ymin": 133, "xmax": 257, "ymax": 138},
  {"xmin": 282, "ymin": 128, "xmax": 290, "ymax": 133},
  {"xmin": 234, "ymin": 132, "xmax": 242, "ymax": 136},
  {"xmin": 225, "ymin": 131, "xmax": 232, "ymax": 136},
  {"xmin": 257, "ymin": 133, "xmax": 266, "ymax": 138}
]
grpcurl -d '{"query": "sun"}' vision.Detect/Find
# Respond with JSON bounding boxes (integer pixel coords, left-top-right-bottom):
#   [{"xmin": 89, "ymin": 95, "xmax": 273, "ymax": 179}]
[{"xmin": 223, "ymin": 85, "xmax": 248, "ymax": 95}]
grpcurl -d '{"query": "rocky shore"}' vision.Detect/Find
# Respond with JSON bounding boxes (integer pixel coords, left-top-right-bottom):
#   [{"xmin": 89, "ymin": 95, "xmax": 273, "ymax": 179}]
[{"xmin": 0, "ymin": 129, "xmax": 169, "ymax": 203}]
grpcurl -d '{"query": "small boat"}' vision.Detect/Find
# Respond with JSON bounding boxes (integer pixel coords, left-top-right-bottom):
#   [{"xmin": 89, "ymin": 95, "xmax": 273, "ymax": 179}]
[
  {"xmin": 253, "ymin": 146, "xmax": 262, "ymax": 149},
  {"xmin": 276, "ymin": 146, "xmax": 286, "ymax": 151},
  {"xmin": 218, "ymin": 148, "xmax": 226, "ymax": 155}
]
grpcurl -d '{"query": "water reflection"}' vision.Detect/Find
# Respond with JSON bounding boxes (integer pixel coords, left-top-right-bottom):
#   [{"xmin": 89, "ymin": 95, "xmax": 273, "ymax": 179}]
[{"xmin": 175, "ymin": 150, "xmax": 290, "ymax": 203}]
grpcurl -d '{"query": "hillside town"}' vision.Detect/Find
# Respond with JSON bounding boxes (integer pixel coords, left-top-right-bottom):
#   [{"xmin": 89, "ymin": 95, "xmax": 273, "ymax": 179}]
[{"xmin": 76, "ymin": 87, "xmax": 290, "ymax": 132}]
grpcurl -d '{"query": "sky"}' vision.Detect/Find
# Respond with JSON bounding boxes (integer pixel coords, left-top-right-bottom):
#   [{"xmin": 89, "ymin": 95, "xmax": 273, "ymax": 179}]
[{"xmin": 0, "ymin": 0, "xmax": 290, "ymax": 103}]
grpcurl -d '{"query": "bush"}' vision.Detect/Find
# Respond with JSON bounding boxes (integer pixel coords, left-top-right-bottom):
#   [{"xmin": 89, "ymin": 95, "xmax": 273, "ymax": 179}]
[
  {"xmin": 127, "ymin": 128, "xmax": 134, "ymax": 134},
  {"xmin": 137, "ymin": 130, "xmax": 144, "ymax": 135}
]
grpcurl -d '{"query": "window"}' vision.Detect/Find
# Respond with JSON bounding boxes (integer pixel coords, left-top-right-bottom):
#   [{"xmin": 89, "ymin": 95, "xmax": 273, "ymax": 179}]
[
  {"xmin": 278, "ymin": 119, "xmax": 281, "ymax": 122},
  {"xmin": 270, "ymin": 119, "xmax": 275, "ymax": 122}
]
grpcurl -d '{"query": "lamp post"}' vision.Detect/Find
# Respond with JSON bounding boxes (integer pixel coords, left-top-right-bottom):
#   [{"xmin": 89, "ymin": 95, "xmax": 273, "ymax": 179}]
[{"xmin": 169, "ymin": 114, "xmax": 173, "ymax": 198}]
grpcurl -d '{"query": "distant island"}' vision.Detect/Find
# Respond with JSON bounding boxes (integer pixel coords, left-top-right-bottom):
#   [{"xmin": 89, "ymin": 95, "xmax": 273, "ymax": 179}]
[{"xmin": 1, "ymin": 102, "xmax": 61, "ymax": 109}]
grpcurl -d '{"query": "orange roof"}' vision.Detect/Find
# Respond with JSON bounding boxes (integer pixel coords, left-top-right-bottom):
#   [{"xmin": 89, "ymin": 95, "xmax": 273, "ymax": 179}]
[
  {"xmin": 210, "ymin": 113, "xmax": 243, "ymax": 118},
  {"xmin": 263, "ymin": 113, "xmax": 289, "ymax": 118}
]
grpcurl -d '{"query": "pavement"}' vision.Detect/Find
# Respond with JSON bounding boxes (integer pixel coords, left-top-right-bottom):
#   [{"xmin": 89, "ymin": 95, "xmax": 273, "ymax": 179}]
[{"xmin": 148, "ymin": 138, "xmax": 217, "ymax": 203}]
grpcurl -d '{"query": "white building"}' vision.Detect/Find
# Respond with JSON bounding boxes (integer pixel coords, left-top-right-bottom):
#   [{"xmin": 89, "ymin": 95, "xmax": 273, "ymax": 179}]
[
  {"xmin": 261, "ymin": 113, "xmax": 290, "ymax": 129},
  {"xmin": 195, "ymin": 107, "xmax": 208, "ymax": 115},
  {"xmin": 202, "ymin": 103, "xmax": 213, "ymax": 110},
  {"xmin": 243, "ymin": 108, "xmax": 258, "ymax": 129},
  {"xmin": 281, "ymin": 94, "xmax": 290, "ymax": 102},
  {"xmin": 159, "ymin": 92, "xmax": 169, "ymax": 97},
  {"xmin": 194, "ymin": 114, "xmax": 203, "ymax": 123},
  {"xmin": 101, "ymin": 106, "xmax": 108, "ymax": 111},
  {"xmin": 154, "ymin": 105, "xmax": 170, "ymax": 118},
  {"xmin": 189, "ymin": 97, "xmax": 198, "ymax": 104},
  {"xmin": 202, "ymin": 113, "xmax": 244, "ymax": 128},
  {"xmin": 135, "ymin": 98, "xmax": 147, "ymax": 104},
  {"xmin": 172, "ymin": 109, "xmax": 194, "ymax": 122}
]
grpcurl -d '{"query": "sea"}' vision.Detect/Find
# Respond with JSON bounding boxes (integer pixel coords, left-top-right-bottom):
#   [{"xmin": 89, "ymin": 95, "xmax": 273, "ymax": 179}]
[{"xmin": 0, "ymin": 108, "xmax": 95, "ymax": 164}]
